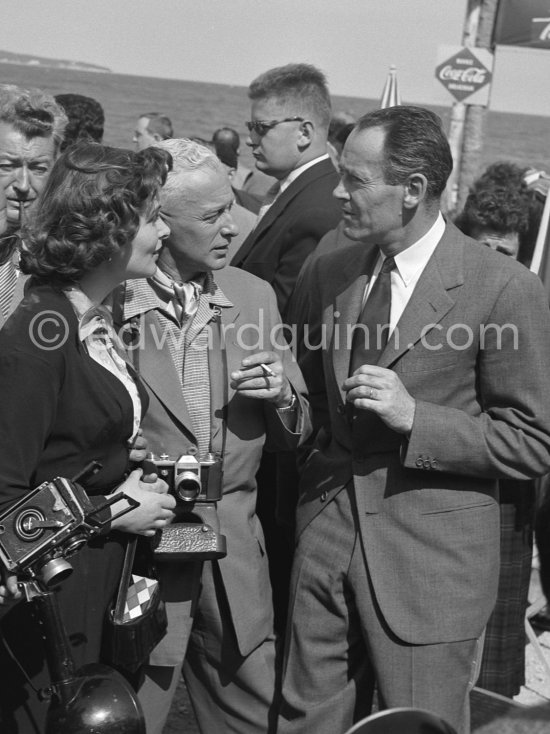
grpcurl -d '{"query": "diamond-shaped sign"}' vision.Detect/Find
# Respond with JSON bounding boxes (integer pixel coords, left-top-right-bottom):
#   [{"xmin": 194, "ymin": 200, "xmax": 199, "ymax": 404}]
[{"xmin": 435, "ymin": 47, "xmax": 492, "ymax": 103}]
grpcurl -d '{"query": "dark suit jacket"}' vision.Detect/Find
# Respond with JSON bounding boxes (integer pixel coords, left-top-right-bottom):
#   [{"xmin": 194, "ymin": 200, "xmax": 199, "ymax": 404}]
[
  {"xmin": 119, "ymin": 266, "xmax": 311, "ymax": 663},
  {"xmin": 231, "ymin": 157, "xmax": 341, "ymax": 321},
  {"xmin": 0, "ymin": 283, "xmax": 142, "ymax": 728},
  {"xmin": 296, "ymin": 221, "xmax": 550, "ymax": 646}
]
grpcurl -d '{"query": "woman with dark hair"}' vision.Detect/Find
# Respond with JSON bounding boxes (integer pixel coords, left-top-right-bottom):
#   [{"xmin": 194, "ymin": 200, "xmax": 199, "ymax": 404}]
[{"xmin": 0, "ymin": 143, "xmax": 176, "ymax": 732}]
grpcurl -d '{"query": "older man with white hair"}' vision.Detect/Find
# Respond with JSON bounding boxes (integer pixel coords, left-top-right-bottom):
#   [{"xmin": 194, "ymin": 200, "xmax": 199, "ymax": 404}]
[{"xmin": 115, "ymin": 138, "xmax": 310, "ymax": 734}]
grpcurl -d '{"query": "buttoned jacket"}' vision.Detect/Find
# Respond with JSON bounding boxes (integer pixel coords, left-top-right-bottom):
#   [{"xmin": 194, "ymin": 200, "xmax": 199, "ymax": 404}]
[{"xmin": 296, "ymin": 221, "xmax": 550, "ymax": 645}]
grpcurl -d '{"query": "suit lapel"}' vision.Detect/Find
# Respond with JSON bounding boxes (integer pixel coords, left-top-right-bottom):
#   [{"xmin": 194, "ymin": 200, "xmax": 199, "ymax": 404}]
[
  {"xmin": 231, "ymin": 158, "xmax": 335, "ymax": 266},
  {"xmin": 333, "ymin": 245, "xmax": 378, "ymax": 401},
  {"xmin": 379, "ymin": 223, "xmax": 465, "ymax": 368},
  {"xmin": 138, "ymin": 310, "xmax": 195, "ymax": 431}
]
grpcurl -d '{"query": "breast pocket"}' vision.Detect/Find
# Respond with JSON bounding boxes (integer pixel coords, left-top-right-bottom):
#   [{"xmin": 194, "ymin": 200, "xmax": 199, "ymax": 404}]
[{"xmin": 398, "ymin": 348, "xmax": 459, "ymax": 373}]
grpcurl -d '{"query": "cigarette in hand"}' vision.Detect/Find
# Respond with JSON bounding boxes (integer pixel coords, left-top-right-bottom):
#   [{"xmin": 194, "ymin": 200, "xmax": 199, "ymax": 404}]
[{"xmin": 260, "ymin": 363, "xmax": 275, "ymax": 377}]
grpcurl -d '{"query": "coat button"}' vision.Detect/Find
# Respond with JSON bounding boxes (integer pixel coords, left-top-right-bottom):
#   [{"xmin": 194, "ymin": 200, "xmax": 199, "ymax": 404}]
[
  {"xmin": 423, "ymin": 459, "xmax": 431, "ymax": 470},
  {"xmin": 320, "ymin": 491, "xmax": 328, "ymax": 502},
  {"xmin": 431, "ymin": 460, "xmax": 438, "ymax": 469},
  {"xmin": 337, "ymin": 404, "xmax": 346, "ymax": 415},
  {"xmin": 415, "ymin": 457, "xmax": 424, "ymax": 468}
]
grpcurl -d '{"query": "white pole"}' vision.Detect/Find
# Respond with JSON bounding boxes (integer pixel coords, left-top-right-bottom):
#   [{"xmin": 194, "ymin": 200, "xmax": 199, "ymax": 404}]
[{"xmin": 530, "ymin": 192, "xmax": 550, "ymax": 276}]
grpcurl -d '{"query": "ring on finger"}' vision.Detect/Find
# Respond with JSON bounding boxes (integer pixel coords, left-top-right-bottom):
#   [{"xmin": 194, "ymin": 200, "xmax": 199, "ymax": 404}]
[{"xmin": 369, "ymin": 387, "xmax": 376, "ymax": 400}]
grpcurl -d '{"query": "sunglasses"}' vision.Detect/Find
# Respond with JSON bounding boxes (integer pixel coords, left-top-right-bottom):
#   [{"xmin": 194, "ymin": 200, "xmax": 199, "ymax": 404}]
[{"xmin": 245, "ymin": 117, "xmax": 305, "ymax": 136}]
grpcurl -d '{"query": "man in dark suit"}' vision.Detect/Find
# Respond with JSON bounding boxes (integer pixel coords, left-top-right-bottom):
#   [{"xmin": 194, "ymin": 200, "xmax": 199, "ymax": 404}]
[
  {"xmin": 231, "ymin": 63, "xmax": 342, "ymax": 633},
  {"xmin": 279, "ymin": 107, "xmax": 550, "ymax": 734},
  {"xmin": 230, "ymin": 62, "xmax": 341, "ymax": 323},
  {"xmin": 117, "ymin": 138, "xmax": 310, "ymax": 734}
]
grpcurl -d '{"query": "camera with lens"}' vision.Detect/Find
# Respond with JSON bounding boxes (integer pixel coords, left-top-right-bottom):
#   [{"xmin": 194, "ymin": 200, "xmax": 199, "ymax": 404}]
[
  {"xmin": 0, "ymin": 466, "xmax": 138, "ymax": 588},
  {"xmin": 144, "ymin": 451, "xmax": 227, "ymax": 561}
]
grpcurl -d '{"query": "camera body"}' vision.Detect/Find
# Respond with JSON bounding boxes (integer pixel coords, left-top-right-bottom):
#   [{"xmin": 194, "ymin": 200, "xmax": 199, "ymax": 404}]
[
  {"xmin": 145, "ymin": 452, "xmax": 226, "ymax": 561},
  {"xmin": 0, "ymin": 475, "xmax": 133, "ymax": 587},
  {"xmin": 150, "ymin": 452, "xmax": 223, "ymax": 503}
]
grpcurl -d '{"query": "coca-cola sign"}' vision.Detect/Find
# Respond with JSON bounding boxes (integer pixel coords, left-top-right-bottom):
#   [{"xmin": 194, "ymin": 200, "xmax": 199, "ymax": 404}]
[{"xmin": 435, "ymin": 47, "xmax": 493, "ymax": 103}]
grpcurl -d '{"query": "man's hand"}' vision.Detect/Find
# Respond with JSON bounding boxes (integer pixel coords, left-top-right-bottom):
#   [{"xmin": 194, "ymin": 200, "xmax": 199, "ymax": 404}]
[
  {"xmin": 343, "ymin": 365, "xmax": 416, "ymax": 435},
  {"xmin": 230, "ymin": 351, "xmax": 293, "ymax": 408}
]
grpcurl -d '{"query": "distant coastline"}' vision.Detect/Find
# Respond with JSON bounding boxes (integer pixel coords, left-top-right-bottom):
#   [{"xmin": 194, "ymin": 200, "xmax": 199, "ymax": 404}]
[{"xmin": 0, "ymin": 49, "xmax": 110, "ymax": 74}]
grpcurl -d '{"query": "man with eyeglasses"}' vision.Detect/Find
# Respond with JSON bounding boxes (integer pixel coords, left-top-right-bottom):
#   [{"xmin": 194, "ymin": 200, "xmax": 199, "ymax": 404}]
[
  {"xmin": 231, "ymin": 64, "xmax": 342, "ymax": 637},
  {"xmin": 0, "ymin": 85, "xmax": 67, "ymax": 325},
  {"xmin": 231, "ymin": 63, "xmax": 341, "ymax": 323}
]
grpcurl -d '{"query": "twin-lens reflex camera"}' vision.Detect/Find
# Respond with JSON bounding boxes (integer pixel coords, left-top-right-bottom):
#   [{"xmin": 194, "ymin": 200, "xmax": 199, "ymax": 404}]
[{"xmin": 0, "ymin": 462, "xmax": 137, "ymax": 589}]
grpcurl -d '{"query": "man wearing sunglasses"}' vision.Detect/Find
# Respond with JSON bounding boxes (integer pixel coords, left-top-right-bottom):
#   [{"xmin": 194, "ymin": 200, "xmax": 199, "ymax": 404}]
[
  {"xmin": 231, "ymin": 64, "xmax": 342, "ymax": 637},
  {"xmin": 231, "ymin": 63, "xmax": 341, "ymax": 324}
]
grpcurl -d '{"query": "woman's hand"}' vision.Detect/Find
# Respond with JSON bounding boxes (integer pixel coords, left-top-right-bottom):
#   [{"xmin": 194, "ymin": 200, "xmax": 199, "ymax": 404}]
[
  {"xmin": 109, "ymin": 469, "xmax": 176, "ymax": 537},
  {"xmin": 0, "ymin": 568, "xmax": 22, "ymax": 605}
]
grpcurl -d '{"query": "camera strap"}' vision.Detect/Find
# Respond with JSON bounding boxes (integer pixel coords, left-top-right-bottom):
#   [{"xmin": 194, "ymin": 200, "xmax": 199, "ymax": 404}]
[
  {"xmin": 206, "ymin": 307, "xmax": 228, "ymax": 468},
  {"xmin": 112, "ymin": 536, "xmax": 138, "ymax": 621}
]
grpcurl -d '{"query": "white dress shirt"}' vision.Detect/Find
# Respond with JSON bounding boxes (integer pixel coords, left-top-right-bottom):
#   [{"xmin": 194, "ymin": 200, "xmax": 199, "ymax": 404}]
[{"xmin": 364, "ymin": 213, "xmax": 446, "ymax": 332}]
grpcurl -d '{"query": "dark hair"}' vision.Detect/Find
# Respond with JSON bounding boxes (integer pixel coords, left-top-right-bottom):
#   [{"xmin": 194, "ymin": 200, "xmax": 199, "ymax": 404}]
[
  {"xmin": 213, "ymin": 127, "xmax": 240, "ymax": 152},
  {"xmin": 355, "ymin": 106, "xmax": 453, "ymax": 201},
  {"xmin": 55, "ymin": 93, "xmax": 105, "ymax": 151},
  {"xmin": 21, "ymin": 143, "xmax": 171, "ymax": 286},
  {"xmin": 141, "ymin": 112, "xmax": 173, "ymax": 140},
  {"xmin": 455, "ymin": 181, "xmax": 531, "ymax": 238},
  {"xmin": 0, "ymin": 84, "xmax": 68, "ymax": 152},
  {"xmin": 248, "ymin": 63, "xmax": 332, "ymax": 130},
  {"xmin": 328, "ymin": 111, "xmax": 355, "ymax": 144},
  {"xmin": 457, "ymin": 160, "xmax": 541, "ymax": 265},
  {"xmin": 214, "ymin": 139, "xmax": 238, "ymax": 169}
]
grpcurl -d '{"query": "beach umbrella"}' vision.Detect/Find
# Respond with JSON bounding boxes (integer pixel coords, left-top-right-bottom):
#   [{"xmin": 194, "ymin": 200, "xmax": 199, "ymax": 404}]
[{"xmin": 380, "ymin": 65, "xmax": 401, "ymax": 109}]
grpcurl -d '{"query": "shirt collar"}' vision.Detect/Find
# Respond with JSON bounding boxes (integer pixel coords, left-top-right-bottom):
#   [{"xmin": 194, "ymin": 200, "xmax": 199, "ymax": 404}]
[
  {"xmin": 123, "ymin": 268, "xmax": 233, "ymax": 321},
  {"xmin": 63, "ymin": 286, "xmax": 114, "ymax": 343},
  {"xmin": 391, "ymin": 213, "xmax": 445, "ymax": 287},
  {"xmin": 279, "ymin": 153, "xmax": 330, "ymax": 194}
]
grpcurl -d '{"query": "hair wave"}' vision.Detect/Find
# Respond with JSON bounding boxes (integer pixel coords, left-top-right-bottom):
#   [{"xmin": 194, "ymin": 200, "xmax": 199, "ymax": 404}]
[{"xmin": 21, "ymin": 143, "xmax": 171, "ymax": 286}]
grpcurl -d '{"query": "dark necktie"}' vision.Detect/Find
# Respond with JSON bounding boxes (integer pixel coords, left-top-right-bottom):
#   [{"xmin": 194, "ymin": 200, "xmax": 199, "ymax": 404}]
[{"xmin": 349, "ymin": 256, "xmax": 396, "ymax": 376}]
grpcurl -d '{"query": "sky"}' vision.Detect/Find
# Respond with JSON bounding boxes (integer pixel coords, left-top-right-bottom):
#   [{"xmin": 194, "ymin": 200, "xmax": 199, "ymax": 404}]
[{"xmin": 1, "ymin": 0, "xmax": 550, "ymax": 115}]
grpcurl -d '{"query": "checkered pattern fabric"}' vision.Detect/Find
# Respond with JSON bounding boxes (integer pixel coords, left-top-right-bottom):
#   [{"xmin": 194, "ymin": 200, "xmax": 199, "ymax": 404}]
[
  {"xmin": 124, "ymin": 273, "xmax": 232, "ymax": 459},
  {"xmin": 122, "ymin": 574, "xmax": 159, "ymax": 622},
  {"xmin": 0, "ymin": 256, "xmax": 18, "ymax": 321}
]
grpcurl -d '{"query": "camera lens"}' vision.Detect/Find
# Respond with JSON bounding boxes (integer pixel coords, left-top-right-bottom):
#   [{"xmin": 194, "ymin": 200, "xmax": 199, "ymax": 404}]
[
  {"xmin": 63, "ymin": 534, "xmax": 87, "ymax": 558},
  {"xmin": 40, "ymin": 556, "xmax": 73, "ymax": 587},
  {"xmin": 175, "ymin": 472, "xmax": 201, "ymax": 502}
]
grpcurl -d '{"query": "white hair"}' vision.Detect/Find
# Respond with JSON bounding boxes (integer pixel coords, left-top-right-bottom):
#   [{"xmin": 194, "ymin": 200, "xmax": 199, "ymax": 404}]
[{"xmin": 154, "ymin": 138, "xmax": 226, "ymax": 205}]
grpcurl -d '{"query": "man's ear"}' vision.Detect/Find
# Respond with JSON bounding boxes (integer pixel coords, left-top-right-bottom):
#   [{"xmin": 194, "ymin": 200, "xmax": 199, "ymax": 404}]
[
  {"xmin": 297, "ymin": 120, "xmax": 314, "ymax": 149},
  {"xmin": 152, "ymin": 132, "xmax": 163, "ymax": 143},
  {"xmin": 403, "ymin": 173, "xmax": 428, "ymax": 209}
]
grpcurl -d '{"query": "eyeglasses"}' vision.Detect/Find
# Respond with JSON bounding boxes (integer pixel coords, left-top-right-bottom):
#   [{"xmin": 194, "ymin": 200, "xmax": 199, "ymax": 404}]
[{"xmin": 245, "ymin": 117, "xmax": 305, "ymax": 136}]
